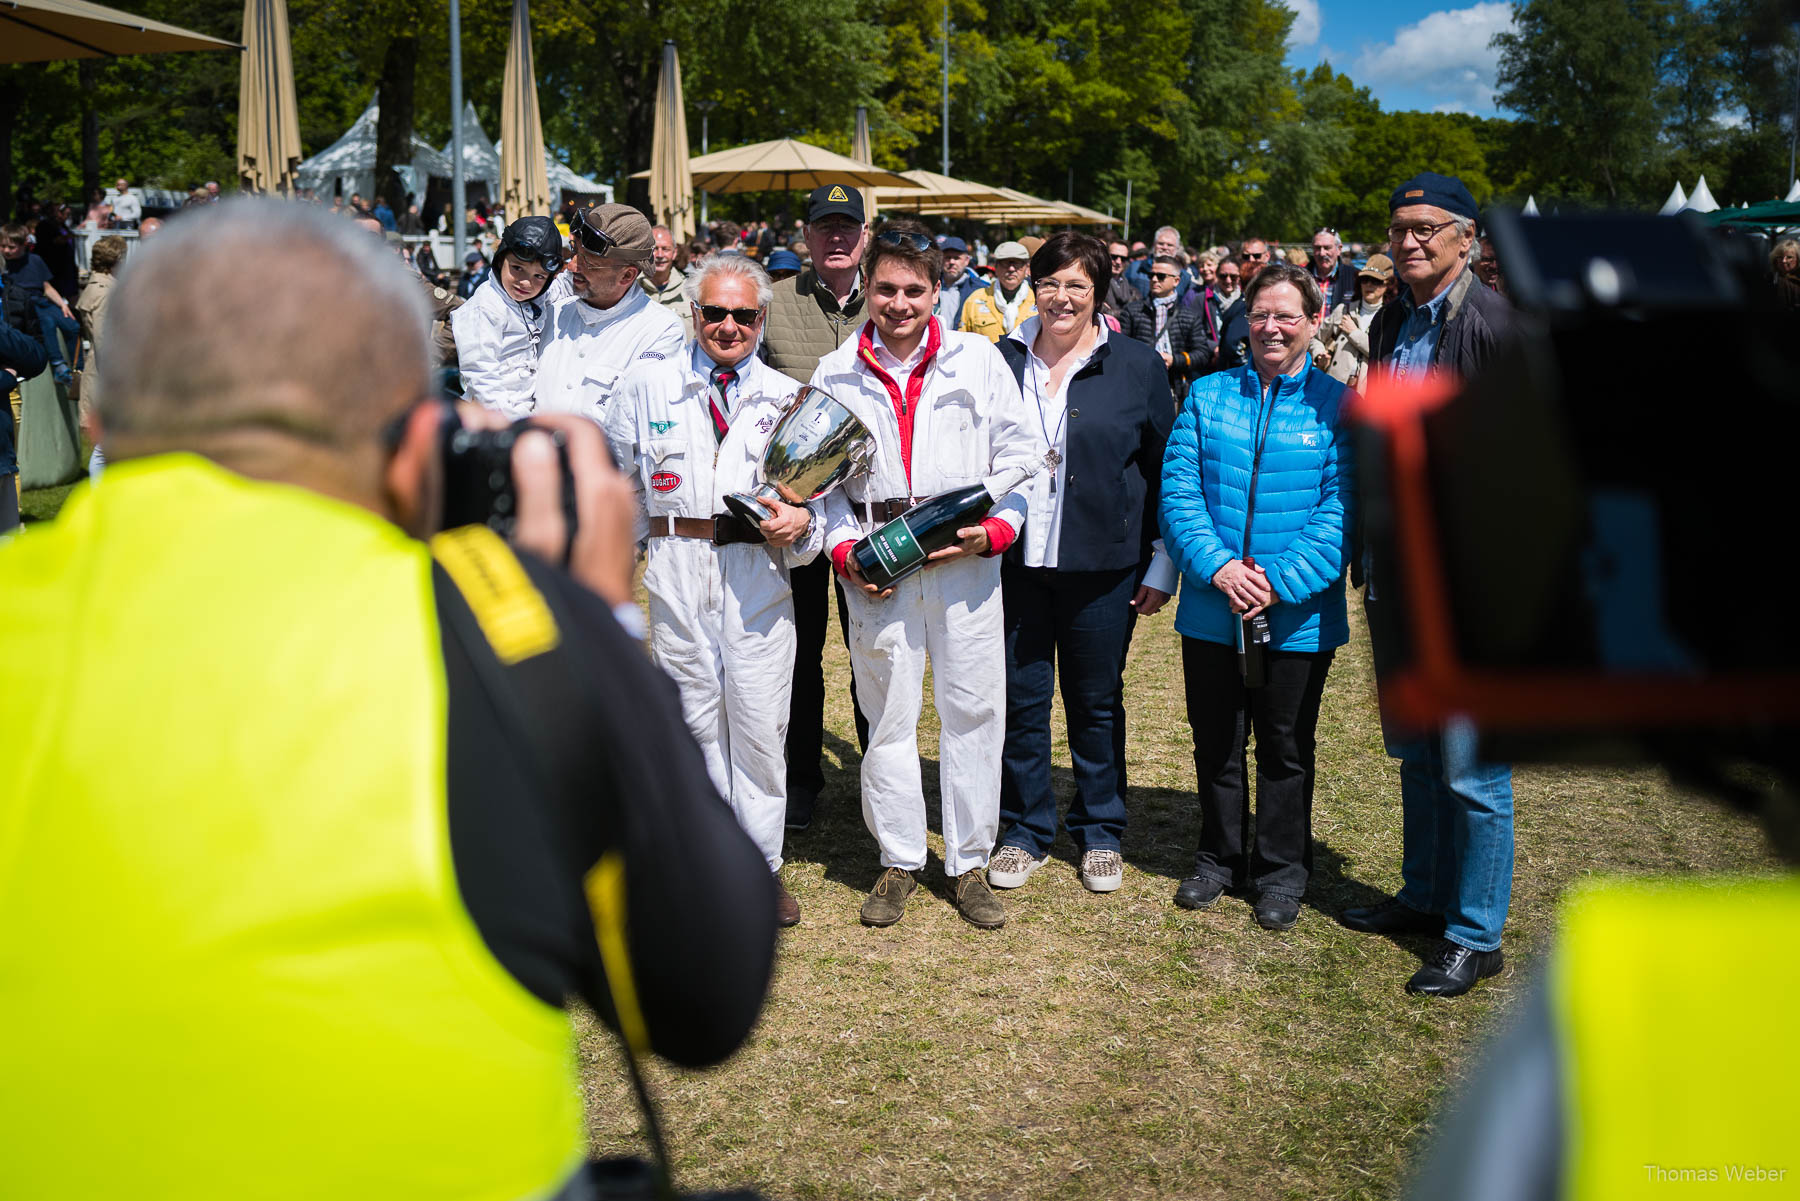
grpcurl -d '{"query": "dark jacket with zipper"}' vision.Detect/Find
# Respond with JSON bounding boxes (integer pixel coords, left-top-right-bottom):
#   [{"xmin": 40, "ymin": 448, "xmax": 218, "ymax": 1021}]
[
  {"xmin": 996, "ymin": 328, "xmax": 1174, "ymax": 575},
  {"xmin": 1119, "ymin": 297, "xmax": 1214, "ymax": 403},
  {"xmin": 1367, "ymin": 266, "xmax": 1512, "ymax": 385}
]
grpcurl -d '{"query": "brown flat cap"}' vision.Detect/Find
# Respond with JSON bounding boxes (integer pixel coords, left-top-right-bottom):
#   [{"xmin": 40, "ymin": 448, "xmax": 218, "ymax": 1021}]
[{"xmin": 577, "ymin": 203, "xmax": 656, "ymax": 262}]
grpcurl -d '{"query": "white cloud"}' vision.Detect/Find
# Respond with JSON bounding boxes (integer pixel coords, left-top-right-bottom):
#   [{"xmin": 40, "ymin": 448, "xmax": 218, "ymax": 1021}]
[
  {"xmin": 1282, "ymin": 0, "xmax": 1322, "ymax": 47},
  {"xmin": 1354, "ymin": 3, "xmax": 1516, "ymax": 112}
]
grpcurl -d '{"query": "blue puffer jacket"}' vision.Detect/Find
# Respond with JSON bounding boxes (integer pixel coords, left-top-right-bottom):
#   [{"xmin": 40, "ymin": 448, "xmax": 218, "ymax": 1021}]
[{"xmin": 1159, "ymin": 359, "xmax": 1354, "ymax": 651}]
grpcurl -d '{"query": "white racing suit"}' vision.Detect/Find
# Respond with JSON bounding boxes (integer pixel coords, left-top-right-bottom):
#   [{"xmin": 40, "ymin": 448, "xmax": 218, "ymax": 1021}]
[
  {"xmin": 814, "ymin": 318, "xmax": 1045, "ymax": 878},
  {"xmin": 449, "ymin": 272, "xmax": 574, "ymax": 417},
  {"xmin": 607, "ymin": 348, "xmax": 824, "ymax": 872},
  {"xmin": 535, "ymin": 283, "xmax": 685, "ymax": 425}
]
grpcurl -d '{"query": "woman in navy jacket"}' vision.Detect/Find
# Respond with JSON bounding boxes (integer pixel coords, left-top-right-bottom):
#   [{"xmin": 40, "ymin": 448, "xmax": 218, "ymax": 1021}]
[
  {"xmin": 1158, "ymin": 262, "xmax": 1353, "ymax": 931},
  {"xmin": 988, "ymin": 233, "xmax": 1177, "ymax": 895}
]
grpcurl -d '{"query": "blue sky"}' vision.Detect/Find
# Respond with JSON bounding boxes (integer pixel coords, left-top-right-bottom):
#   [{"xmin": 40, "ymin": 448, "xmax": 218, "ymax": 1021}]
[{"xmin": 1281, "ymin": 0, "xmax": 1518, "ymax": 115}]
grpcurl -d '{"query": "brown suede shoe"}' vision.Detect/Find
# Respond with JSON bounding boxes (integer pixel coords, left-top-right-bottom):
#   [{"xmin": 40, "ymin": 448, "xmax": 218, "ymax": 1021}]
[
  {"xmin": 775, "ymin": 876, "xmax": 800, "ymax": 928},
  {"xmin": 859, "ymin": 867, "xmax": 916, "ymax": 927},
  {"xmin": 953, "ymin": 870, "xmax": 1006, "ymax": 929}
]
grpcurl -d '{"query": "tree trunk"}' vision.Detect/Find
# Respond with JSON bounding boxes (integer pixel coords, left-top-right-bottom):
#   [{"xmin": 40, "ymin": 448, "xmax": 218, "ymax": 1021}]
[
  {"xmin": 0, "ymin": 71, "xmax": 21, "ymax": 221},
  {"xmin": 79, "ymin": 60, "xmax": 101, "ymax": 205},
  {"xmin": 374, "ymin": 33, "xmax": 419, "ymax": 211}
]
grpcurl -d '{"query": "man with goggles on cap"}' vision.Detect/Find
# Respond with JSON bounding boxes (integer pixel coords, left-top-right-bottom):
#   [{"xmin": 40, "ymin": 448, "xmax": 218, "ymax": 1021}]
[
  {"xmin": 535, "ymin": 204, "xmax": 684, "ymax": 425},
  {"xmin": 451, "ymin": 215, "xmax": 573, "ymax": 418}
]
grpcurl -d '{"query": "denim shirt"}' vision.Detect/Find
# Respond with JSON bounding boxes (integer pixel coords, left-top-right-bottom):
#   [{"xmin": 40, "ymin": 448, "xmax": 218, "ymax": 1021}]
[{"xmin": 1388, "ymin": 280, "xmax": 1453, "ymax": 378}]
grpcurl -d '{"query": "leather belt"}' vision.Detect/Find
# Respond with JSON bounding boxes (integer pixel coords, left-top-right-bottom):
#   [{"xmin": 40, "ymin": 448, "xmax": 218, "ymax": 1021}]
[
  {"xmin": 865, "ymin": 497, "xmax": 924, "ymax": 524},
  {"xmin": 647, "ymin": 514, "xmax": 766, "ymax": 545}
]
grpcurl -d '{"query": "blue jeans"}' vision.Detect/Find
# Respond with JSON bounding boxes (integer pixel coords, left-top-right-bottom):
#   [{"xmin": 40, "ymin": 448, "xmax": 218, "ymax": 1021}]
[
  {"xmin": 34, "ymin": 301, "xmax": 79, "ymax": 372},
  {"xmin": 1389, "ymin": 720, "xmax": 1514, "ymax": 952},
  {"xmin": 998, "ymin": 564, "xmax": 1138, "ymax": 857}
]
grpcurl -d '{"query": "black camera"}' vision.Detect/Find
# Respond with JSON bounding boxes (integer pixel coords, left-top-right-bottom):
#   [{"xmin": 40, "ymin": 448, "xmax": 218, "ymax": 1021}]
[{"xmin": 434, "ymin": 371, "xmax": 580, "ymax": 550}]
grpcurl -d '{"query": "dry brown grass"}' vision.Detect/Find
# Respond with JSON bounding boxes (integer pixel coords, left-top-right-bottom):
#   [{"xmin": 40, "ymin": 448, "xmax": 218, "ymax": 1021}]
[{"xmin": 579, "ymin": 586, "xmax": 1779, "ymax": 1201}]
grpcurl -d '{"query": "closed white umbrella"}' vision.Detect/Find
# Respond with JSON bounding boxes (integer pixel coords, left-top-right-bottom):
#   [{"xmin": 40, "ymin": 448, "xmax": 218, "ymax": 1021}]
[
  {"xmin": 647, "ymin": 40, "xmax": 693, "ymax": 240},
  {"xmin": 1786, "ymin": 179, "xmax": 1800, "ymax": 203},
  {"xmin": 498, "ymin": 0, "xmax": 551, "ymax": 217},
  {"xmin": 1522, "ymin": 195, "xmax": 1540, "ymax": 217}
]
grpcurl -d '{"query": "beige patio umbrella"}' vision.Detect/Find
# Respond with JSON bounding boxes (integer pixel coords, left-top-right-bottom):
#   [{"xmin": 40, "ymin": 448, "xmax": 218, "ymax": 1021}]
[
  {"xmin": 904, "ymin": 186, "xmax": 1072, "ymax": 221},
  {"xmin": 631, "ymin": 138, "xmax": 917, "ymax": 193},
  {"xmin": 851, "ymin": 106, "xmax": 875, "ymax": 222},
  {"xmin": 874, "ymin": 169, "xmax": 1009, "ymax": 212},
  {"xmin": 236, "ymin": 0, "xmax": 301, "ymax": 194},
  {"xmin": 498, "ymin": 0, "xmax": 551, "ymax": 217},
  {"xmin": 648, "ymin": 40, "xmax": 693, "ymax": 241},
  {"xmin": 1055, "ymin": 199, "xmax": 1124, "ymax": 227},
  {"xmin": 3, "ymin": 0, "xmax": 238, "ymax": 63}
]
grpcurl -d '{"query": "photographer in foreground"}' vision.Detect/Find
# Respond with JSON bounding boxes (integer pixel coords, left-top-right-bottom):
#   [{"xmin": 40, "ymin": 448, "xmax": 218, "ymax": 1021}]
[{"xmin": 0, "ymin": 201, "xmax": 777, "ymax": 1200}]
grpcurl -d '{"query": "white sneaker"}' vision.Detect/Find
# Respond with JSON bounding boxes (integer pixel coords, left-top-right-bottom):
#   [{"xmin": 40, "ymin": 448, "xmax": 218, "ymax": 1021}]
[
  {"xmin": 987, "ymin": 845, "xmax": 1047, "ymax": 889},
  {"xmin": 1079, "ymin": 849, "xmax": 1124, "ymax": 893}
]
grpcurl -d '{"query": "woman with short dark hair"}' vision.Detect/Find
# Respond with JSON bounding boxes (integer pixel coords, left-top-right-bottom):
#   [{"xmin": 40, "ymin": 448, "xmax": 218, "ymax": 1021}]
[
  {"xmin": 987, "ymin": 232, "xmax": 1177, "ymax": 895},
  {"xmin": 1159, "ymin": 260, "xmax": 1353, "ymax": 931}
]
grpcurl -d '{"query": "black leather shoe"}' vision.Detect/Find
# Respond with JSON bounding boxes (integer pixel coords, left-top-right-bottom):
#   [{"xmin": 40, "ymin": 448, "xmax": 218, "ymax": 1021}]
[
  {"xmin": 1254, "ymin": 894, "xmax": 1300, "ymax": 931},
  {"xmin": 784, "ymin": 785, "xmax": 817, "ymax": 832},
  {"xmin": 1406, "ymin": 940, "xmax": 1504, "ymax": 997},
  {"xmin": 1340, "ymin": 897, "xmax": 1444, "ymax": 936},
  {"xmin": 1174, "ymin": 876, "xmax": 1226, "ymax": 910}
]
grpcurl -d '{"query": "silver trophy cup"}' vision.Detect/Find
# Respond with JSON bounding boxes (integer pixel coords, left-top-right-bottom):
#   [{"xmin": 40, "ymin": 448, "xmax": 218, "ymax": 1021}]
[{"xmin": 723, "ymin": 385, "xmax": 874, "ymax": 527}]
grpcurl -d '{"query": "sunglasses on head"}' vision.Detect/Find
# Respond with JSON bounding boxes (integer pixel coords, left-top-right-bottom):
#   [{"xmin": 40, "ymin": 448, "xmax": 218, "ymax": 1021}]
[
  {"xmin": 696, "ymin": 303, "xmax": 763, "ymax": 325},
  {"xmin": 574, "ymin": 210, "xmax": 617, "ymax": 256},
  {"xmin": 876, "ymin": 230, "xmax": 935, "ymax": 252}
]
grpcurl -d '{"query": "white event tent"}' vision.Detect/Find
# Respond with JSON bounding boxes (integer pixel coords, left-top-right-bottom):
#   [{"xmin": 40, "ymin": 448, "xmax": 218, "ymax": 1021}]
[
  {"xmin": 296, "ymin": 94, "xmax": 452, "ymax": 201},
  {"xmin": 443, "ymin": 102, "xmax": 612, "ymax": 203}
]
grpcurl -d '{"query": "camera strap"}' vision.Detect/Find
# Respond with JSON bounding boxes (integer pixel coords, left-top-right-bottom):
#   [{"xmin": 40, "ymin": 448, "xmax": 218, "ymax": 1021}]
[{"xmin": 429, "ymin": 530, "xmax": 680, "ymax": 1201}]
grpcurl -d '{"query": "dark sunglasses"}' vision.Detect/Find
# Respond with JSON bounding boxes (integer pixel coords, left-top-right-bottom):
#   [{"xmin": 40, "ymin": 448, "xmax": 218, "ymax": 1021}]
[
  {"xmin": 1149, "ymin": 271, "xmax": 1180, "ymax": 281},
  {"xmin": 1109, "ymin": 253, "xmax": 1128, "ymax": 262},
  {"xmin": 697, "ymin": 303, "xmax": 763, "ymax": 325},
  {"xmin": 876, "ymin": 230, "xmax": 935, "ymax": 252},
  {"xmin": 573, "ymin": 209, "xmax": 618, "ymax": 255}
]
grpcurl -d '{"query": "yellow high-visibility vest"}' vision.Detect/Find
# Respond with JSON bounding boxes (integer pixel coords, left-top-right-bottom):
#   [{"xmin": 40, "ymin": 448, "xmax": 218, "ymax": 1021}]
[
  {"xmin": 1555, "ymin": 875, "xmax": 1800, "ymax": 1199},
  {"xmin": 0, "ymin": 454, "xmax": 584, "ymax": 1199}
]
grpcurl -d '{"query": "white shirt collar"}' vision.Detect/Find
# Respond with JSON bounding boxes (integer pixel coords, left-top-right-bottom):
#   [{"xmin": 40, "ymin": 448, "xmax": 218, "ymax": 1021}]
[
  {"xmin": 870, "ymin": 319, "xmax": 936, "ymax": 375},
  {"xmin": 1009, "ymin": 314, "xmax": 1109, "ymax": 362}
]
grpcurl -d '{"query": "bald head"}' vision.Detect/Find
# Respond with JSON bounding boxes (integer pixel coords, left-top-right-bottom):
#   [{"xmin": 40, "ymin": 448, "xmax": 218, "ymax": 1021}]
[{"xmin": 99, "ymin": 200, "xmax": 431, "ymax": 506}]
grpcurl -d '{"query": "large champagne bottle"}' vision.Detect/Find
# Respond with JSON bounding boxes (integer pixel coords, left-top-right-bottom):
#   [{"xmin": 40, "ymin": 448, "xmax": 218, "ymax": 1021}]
[{"xmin": 850, "ymin": 484, "xmax": 996, "ymax": 591}]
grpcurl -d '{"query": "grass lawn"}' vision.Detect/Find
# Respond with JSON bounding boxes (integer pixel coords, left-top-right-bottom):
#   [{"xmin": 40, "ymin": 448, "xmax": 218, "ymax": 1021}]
[{"xmin": 20, "ymin": 480, "xmax": 1778, "ymax": 1199}]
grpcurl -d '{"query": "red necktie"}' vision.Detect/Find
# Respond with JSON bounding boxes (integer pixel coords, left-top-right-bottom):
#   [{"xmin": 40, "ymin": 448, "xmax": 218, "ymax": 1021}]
[{"xmin": 708, "ymin": 367, "xmax": 736, "ymax": 443}]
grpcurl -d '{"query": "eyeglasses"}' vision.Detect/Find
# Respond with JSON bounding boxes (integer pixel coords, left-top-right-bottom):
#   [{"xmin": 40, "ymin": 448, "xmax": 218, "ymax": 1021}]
[
  {"xmin": 1247, "ymin": 311, "xmax": 1307, "ymax": 328},
  {"xmin": 696, "ymin": 304, "xmax": 763, "ymax": 325},
  {"xmin": 1033, "ymin": 280, "xmax": 1093, "ymax": 299},
  {"xmin": 1218, "ymin": 272, "xmax": 1241, "ymax": 282},
  {"xmin": 1388, "ymin": 219, "xmax": 1459, "ymax": 246},
  {"xmin": 876, "ymin": 230, "xmax": 934, "ymax": 252},
  {"xmin": 1149, "ymin": 272, "xmax": 1180, "ymax": 282}
]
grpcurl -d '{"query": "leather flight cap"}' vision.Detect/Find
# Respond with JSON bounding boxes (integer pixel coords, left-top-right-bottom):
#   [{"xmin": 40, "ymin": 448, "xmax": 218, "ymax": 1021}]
[
  {"xmin": 1389, "ymin": 172, "xmax": 1479, "ymax": 221},
  {"xmin": 577, "ymin": 203, "xmax": 657, "ymax": 263},
  {"xmin": 807, "ymin": 183, "xmax": 865, "ymax": 225}
]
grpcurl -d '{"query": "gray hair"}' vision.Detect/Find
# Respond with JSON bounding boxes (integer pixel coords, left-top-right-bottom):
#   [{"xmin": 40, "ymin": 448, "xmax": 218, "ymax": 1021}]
[
  {"xmin": 99, "ymin": 199, "xmax": 431, "ymax": 465},
  {"xmin": 1154, "ymin": 224, "xmax": 1181, "ymax": 242},
  {"xmin": 1242, "ymin": 261, "xmax": 1325, "ymax": 320},
  {"xmin": 1312, "ymin": 227, "xmax": 1341, "ymax": 247},
  {"xmin": 682, "ymin": 253, "xmax": 774, "ymax": 310}
]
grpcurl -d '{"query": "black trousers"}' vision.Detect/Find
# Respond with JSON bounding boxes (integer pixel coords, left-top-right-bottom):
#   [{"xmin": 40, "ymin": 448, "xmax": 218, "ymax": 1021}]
[
  {"xmin": 1182, "ymin": 637, "xmax": 1334, "ymax": 900},
  {"xmin": 785, "ymin": 556, "xmax": 868, "ymax": 794}
]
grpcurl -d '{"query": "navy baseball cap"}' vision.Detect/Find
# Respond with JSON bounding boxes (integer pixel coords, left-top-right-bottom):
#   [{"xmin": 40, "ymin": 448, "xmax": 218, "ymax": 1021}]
[
  {"xmin": 1389, "ymin": 172, "xmax": 1479, "ymax": 221},
  {"xmin": 766, "ymin": 249, "xmax": 803, "ymax": 272},
  {"xmin": 939, "ymin": 236, "xmax": 968, "ymax": 253},
  {"xmin": 806, "ymin": 183, "xmax": 865, "ymax": 224}
]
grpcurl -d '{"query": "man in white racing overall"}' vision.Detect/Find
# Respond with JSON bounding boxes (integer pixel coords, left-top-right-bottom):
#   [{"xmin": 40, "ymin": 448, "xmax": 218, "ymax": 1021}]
[{"xmin": 607, "ymin": 255, "xmax": 824, "ymax": 927}]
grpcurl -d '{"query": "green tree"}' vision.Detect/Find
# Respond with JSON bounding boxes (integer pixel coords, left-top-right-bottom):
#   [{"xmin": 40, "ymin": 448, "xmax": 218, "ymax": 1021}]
[{"xmin": 1494, "ymin": 0, "xmax": 1667, "ymax": 203}]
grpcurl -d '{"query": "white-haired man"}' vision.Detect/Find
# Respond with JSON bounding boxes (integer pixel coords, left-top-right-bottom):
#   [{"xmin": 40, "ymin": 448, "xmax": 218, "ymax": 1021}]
[
  {"xmin": 1125, "ymin": 224, "xmax": 1192, "ymax": 298},
  {"xmin": 607, "ymin": 255, "xmax": 823, "ymax": 927},
  {"xmin": 536, "ymin": 204, "xmax": 684, "ymax": 425},
  {"xmin": 1308, "ymin": 227, "xmax": 1358, "ymax": 311}
]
